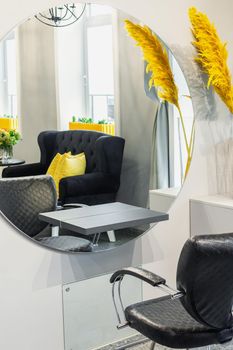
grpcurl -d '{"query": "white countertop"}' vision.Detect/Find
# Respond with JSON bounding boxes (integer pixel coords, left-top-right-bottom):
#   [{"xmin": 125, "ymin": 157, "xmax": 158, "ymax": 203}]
[
  {"xmin": 150, "ymin": 187, "xmax": 180, "ymax": 198},
  {"xmin": 190, "ymin": 194, "xmax": 233, "ymax": 210}
]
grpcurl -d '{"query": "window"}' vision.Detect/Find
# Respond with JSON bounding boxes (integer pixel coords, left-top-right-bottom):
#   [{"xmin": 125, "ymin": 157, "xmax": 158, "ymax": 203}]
[
  {"xmin": 0, "ymin": 32, "xmax": 17, "ymax": 117},
  {"xmin": 5, "ymin": 38, "xmax": 17, "ymax": 116},
  {"xmin": 55, "ymin": 4, "xmax": 115, "ymax": 129},
  {"xmin": 84, "ymin": 4, "xmax": 115, "ymax": 122}
]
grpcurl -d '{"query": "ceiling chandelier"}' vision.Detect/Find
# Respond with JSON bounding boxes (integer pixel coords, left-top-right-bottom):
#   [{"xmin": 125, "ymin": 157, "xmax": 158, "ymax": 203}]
[{"xmin": 35, "ymin": 3, "xmax": 86, "ymax": 28}]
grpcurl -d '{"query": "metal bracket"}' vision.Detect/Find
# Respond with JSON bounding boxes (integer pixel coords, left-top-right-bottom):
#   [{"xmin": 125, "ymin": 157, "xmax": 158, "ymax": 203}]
[
  {"xmin": 157, "ymin": 283, "xmax": 184, "ymax": 300},
  {"xmin": 112, "ymin": 276, "xmax": 129, "ymax": 329}
]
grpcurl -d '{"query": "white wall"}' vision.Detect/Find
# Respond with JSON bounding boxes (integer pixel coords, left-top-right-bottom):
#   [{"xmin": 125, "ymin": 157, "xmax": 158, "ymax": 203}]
[{"xmin": 0, "ymin": 0, "xmax": 232, "ymax": 349}]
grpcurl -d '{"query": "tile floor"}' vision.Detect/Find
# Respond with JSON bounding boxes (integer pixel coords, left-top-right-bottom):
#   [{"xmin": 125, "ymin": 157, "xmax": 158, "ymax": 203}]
[{"xmin": 97, "ymin": 334, "xmax": 233, "ymax": 350}]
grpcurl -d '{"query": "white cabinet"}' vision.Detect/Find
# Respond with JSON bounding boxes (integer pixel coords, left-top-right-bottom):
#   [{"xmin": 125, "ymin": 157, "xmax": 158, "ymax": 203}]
[{"xmin": 190, "ymin": 195, "xmax": 233, "ymax": 237}]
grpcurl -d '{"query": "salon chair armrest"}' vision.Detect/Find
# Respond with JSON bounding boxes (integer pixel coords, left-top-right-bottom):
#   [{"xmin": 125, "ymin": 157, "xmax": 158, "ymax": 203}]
[{"xmin": 110, "ymin": 267, "xmax": 166, "ymax": 287}]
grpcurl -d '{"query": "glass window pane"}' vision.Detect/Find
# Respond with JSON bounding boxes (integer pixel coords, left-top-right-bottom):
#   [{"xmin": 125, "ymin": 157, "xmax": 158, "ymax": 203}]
[
  {"xmin": 107, "ymin": 95, "xmax": 114, "ymax": 121},
  {"xmin": 87, "ymin": 25, "xmax": 114, "ymax": 96},
  {"xmin": 10, "ymin": 95, "xmax": 17, "ymax": 116},
  {"xmin": 92, "ymin": 96, "xmax": 108, "ymax": 120},
  {"xmin": 6, "ymin": 39, "xmax": 17, "ymax": 97}
]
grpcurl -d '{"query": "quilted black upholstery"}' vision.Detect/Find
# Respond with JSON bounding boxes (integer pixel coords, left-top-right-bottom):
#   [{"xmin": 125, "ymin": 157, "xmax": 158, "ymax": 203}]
[
  {"xmin": 177, "ymin": 233, "xmax": 233, "ymax": 329},
  {"xmin": 125, "ymin": 296, "xmax": 226, "ymax": 349},
  {"xmin": 0, "ymin": 175, "xmax": 92, "ymax": 252},
  {"xmin": 110, "ymin": 267, "xmax": 166, "ymax": 286},
  {"xmin": 37, "ymin": 236, "xmax": 92, "ymax": 252},
  {"xmin": 0, "ymin": 175, "xmax": 56, "ymax": 237},
  {"xmin": 2, "ymin": 130, "xmax": 125, "ymax": 205}
]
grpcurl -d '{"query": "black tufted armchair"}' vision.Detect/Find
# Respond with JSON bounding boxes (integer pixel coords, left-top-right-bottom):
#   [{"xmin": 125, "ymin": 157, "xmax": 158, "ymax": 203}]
[{"xmin": 2, "ymin": 130, "xmax": 125, "ymax": 205}]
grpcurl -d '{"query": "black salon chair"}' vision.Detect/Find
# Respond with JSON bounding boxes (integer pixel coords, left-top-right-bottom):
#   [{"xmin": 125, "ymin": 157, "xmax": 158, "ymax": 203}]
[
  {"xmin": 2, "ymin": 130, "xmax": 125, "ymax": 206},
  {"xmin": 0, "ymin": 175, "xmax": 92, "ymax": 252},
  {"xmin": 110, "ymin": 233, "xmax": 233, "ymax": 349}
]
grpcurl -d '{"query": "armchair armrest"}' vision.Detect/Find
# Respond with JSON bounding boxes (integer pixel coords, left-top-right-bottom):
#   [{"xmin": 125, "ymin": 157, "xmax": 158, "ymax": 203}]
[
  {"xmin": 2, "ymin": 162, "xmax": 46, "ymax": 178},
  {"xmin": 110, "ymin": 267, "xmax": 166, "ymax": 287},
  {"xmin": 59, "ymin": 172, "xmax": 119, "ymax": 200}
]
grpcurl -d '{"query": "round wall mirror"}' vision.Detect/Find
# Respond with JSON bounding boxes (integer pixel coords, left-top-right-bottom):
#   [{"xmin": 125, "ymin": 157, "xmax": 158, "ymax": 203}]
[{"xmin": 0, "ymin": 3, "xmax": 194, "ymax": 253}]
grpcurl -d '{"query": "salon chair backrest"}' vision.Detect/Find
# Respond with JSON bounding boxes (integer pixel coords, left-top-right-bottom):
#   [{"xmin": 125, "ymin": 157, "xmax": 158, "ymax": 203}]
[
  {"xmin": 177, "ymin": 233, "xmax": 233, "ymax": 329},
  {"xmin": 0, "ymin": 175, "xmax": 56, "ymax": 237}
]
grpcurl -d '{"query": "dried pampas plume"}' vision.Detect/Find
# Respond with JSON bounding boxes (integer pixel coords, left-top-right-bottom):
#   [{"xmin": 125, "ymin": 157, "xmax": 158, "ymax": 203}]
[
  {"xmin": 125, "ymin": 20, "xmax": 180, "ymax": 110},
  {"xmin": 125, "ymin": 19, "xmax": 194, "ymax": 178},
  {"xmin": 189, "ymin": 7, "xmax": 233, "ymax": 114}
]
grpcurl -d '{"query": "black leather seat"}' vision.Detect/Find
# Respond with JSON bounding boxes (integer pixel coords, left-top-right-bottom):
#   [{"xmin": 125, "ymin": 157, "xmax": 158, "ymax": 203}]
[
  {"xmin": 110, "ymin": 233, "xmax": 233, "ymax": 349},
  {"xmin": 0, "ymin": 175, "xmax": 92, "ymax": 252},
  {"xmin": 2, "ymin": 130, "xmax": 125, "ymax": 206},
  {"xmin": 125, "ymin": 297, "xmax": 221, "ymax": 349}
]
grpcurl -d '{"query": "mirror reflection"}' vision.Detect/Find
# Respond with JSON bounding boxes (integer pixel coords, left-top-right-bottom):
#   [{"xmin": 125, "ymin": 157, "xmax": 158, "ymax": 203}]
[{"xmin": 0, "ymin": 3, "xmax": 193, "ymax": 252}]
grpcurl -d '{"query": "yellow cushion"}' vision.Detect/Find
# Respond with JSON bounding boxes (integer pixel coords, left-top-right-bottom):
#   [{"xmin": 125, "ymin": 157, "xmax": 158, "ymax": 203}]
[
  {"xmin": 53, "ymin": 152, "xmax": 86, "ymax": 195},
  {"xmin": 46, "ymin": 152, "xmax": 71, "ymax": 177}
]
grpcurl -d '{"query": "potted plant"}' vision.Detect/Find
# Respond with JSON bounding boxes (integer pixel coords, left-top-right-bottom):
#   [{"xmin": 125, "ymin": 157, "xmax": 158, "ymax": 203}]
[
  {"xmin": 69, "ymin": 117, "xmax": 115, "ymax": 136},
  {"xmin": 0, "ymin": 129, "xmax": 21, "ymax": 162}
]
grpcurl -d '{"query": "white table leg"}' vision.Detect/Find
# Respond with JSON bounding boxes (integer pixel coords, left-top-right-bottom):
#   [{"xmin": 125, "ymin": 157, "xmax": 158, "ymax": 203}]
[
  {"xmin": 107, "ymin": 230, "xmax": 116, "ymax": 242},
  {"xmin": 51, "ymin": 226, "xmax": 59, "ymax": 237}
]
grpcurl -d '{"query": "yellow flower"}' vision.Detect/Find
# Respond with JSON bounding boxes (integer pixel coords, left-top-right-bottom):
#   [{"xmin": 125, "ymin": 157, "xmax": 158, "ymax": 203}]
[{"xmin": 189, "ymin": 7, "xmax": 233, "ymax": 114}]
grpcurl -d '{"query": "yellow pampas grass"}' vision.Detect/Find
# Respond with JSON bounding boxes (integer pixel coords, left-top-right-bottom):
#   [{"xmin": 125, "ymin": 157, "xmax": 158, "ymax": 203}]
[
  {"xmin": 125, "ymin": 20, "xmax": 180, "ymax": 110},
  {"xmin": 125, "ymin": 20, "xmax": 193, "ymax": 178},
  {"xmin": 189, "ymin": 7, "xmax": 233, "ymax": 114}
]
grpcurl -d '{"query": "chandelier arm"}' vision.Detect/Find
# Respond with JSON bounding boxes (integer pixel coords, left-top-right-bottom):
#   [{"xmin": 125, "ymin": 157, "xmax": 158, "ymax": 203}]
[
  {"xmin": 60, "ymin": 9, "xmax": 74, "ymax": 22},
  {"xmin": 37, "ymin": 12, "xmax": 53, "ymax": 20},
  {"xmin": 60, "ymin": 13, "xmax": 74, "ymax": 21},
  {"xmin": 35, "ymin": 2, "xmax": 86, "ymax": 27},
  {"xmin": 64, "ymin": 3, "xmax": 86, "ymax": 21},
  {"xmin": 34, "ymin": 16, "xmax": 61, "ymax": 27},
  {"xmin": 35, "ymin": 17, "xmax": 82, "ymax": 27},
  {"xmin": 49, "ymin": 8, "xmax": 54, "ymax": 19},
  {"xmin": 59, "ymin": 7, "xmax": 69, "ymax": 20}
]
